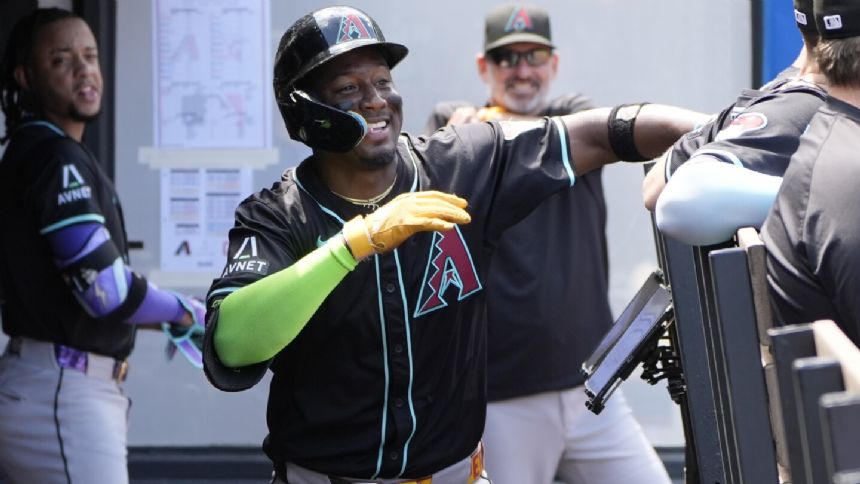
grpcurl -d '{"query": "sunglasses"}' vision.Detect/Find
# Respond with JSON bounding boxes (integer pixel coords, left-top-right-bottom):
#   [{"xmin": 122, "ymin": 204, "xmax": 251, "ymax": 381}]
[{"xmin": 487, "ymin": 47, "xmax": 553, "ymax": 68}]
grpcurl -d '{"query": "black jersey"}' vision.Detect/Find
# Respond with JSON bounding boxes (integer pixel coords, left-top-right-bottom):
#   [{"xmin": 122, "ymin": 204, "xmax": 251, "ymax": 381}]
[
  {"xmin": 204, "ymin": 119, "xmax": 576, "ymax": 478},
  {"xmin": 664, "ymin": 88, "xmax": 762, "ymax": 175},
  {"xmin": 0, "ymin": 121, "xmax": 135, "ymax": 359},
  {"xmin": 759, "ymin": 65, "xmax": 801, "ymax": 92},
  {"xmin": 425, "ymin": 94, "xmax": 608, "ymax": 400},
  {"xmin": 762, "ymin": 97, "xmax": 860, "ymax": 346},
  {"xmin": 664, "ymin": 80, "xmax": 826, "ymax": 179}
]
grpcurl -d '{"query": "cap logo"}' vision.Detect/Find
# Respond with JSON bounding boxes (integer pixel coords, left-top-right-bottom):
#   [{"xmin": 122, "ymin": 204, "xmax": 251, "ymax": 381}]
[
  {"xmin": 794, "ymin": 9, "xmax": 807, "ymax": 25},
  {"xmin": 824, "ymin": 14, "xmax": 843, "ymax": 30},
  {"xmin": 505, "ymin": 7, "xmax": 533, "ymax": 32},
  {"xmin": 337, "ymin": 14, "xmax": 374, "ymax": 44}
]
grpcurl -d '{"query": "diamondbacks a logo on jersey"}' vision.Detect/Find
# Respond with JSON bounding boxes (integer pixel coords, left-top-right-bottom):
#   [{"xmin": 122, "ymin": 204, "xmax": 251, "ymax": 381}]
[
  {"xmin": 414, "ymin": 226, "xmax": 482, "ymax": 318},
  {"xmin": 337, "ymin": 14, "xmax": 374, "ymax": 44},
  {"xmin": 58, "ymin": 164, "xmax": 92, "ymax": 205},
  {"xmin": 505, "ymin": 7, "xmax": 533, "ymax": 32},
  {"xmin": 222, "ymin": 236, "xmax": 269, "ymax": 276},
  {"xmin": 715, "ymin": 112, "xmax": 768, "ymax": 141}
]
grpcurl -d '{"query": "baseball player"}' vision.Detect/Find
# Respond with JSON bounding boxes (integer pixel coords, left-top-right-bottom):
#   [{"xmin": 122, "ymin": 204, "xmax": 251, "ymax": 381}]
[
  {"xmin": 0, "ymin": 9, "xmax": 205, "ymax": 484},
  {"xmin": 202, "ymin": 6, "xmax": 704, "ymax": 484},
  {"xmin": 762, "ymin": 0, "xmax": 860, "ymax": 346},
  {"xmin": 642, "ymin": 0, "xmax": 822, "ymax": 211},
  {"xmin": 424, "ymin": 5, "xmax": 670, "ymax": 483},
  {"xmin": 643, "ymin": 0, "xmax": 828, "ymax": 246}
]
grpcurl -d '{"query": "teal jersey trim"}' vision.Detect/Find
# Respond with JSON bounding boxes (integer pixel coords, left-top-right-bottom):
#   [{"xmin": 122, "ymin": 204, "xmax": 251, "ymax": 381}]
[
  {"xmin": 111, "ymin": 258, "xmax": 129, "ymax": 302},
  {"xmin": 294, "ymin": 170, "xmax": 348, "ymax": 225},
  {"xmin": 394, "ymin": 248, "xmax": 419, "ymax": 477},
  {"xmin": 552, "ymin": 117, "xmax": 576, "ymax": 187},
  {"xmin": 371, "ymin": 254, "xmax": 391, "ymax": 479},
  {"xmin": 17, "ymin": 120, "xmax": 65, "ymax": 137},
  {"xmin": 39, "ymin": 214, "xmax": 106, "ymax": 235},
  {"xmin": 206, "ymin": 287, "xmax": 241, "ymax": 306}
]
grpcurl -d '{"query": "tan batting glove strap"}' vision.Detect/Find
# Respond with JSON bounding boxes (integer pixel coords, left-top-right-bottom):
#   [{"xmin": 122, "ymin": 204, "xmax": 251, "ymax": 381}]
[{"xmin": 342, "ymin": 216, "xmax": 375, "ymax": 260}]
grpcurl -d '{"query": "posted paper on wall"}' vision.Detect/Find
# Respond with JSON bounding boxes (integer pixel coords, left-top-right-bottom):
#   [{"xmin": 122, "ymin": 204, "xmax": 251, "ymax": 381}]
[
  {"xmin": 160, "ymin": 168, "xmax": 251, "ymax": 272},
  {"xmin": 154, "ymin": 0, "xmax": 270, "ymax": 149},
  {"xmin": 153, "ymin": 0, "xmax": 269, "ymax": 275}
]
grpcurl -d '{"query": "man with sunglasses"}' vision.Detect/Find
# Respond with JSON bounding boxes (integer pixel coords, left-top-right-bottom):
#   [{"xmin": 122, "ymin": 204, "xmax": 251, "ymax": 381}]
[{"xmin": 424, "ymin": 5, "xmax": 670, "ymax": 484}]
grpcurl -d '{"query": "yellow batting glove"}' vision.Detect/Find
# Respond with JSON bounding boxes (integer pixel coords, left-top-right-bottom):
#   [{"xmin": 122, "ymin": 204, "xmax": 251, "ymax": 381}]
[{"xmin": 342, "ymin": 191, "xmax": 471, "ymax": 260}]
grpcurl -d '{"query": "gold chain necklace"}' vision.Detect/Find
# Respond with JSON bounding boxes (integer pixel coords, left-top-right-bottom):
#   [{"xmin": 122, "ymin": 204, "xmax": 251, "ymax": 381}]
[{"xmin": 330, "ymin": 174, "xmax": 397, "ymax": 211}]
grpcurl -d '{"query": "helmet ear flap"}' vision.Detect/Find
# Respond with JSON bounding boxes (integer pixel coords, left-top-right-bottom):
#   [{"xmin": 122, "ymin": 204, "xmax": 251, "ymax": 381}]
[{"xmin": 278, "ymin": 89, "xmax": 368, "ymax": 153}]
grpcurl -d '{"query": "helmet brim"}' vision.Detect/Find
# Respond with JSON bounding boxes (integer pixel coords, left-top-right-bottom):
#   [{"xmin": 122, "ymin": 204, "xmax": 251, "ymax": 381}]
[{"xmin": 280, "ymin": 41, "xmax": 408, "ymax": 90}]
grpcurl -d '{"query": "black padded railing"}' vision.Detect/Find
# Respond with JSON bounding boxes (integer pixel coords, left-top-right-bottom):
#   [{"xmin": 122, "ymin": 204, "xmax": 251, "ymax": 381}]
[{"xmin": 585, "ymin": 194, "xmax": 860, "ymax": 484}]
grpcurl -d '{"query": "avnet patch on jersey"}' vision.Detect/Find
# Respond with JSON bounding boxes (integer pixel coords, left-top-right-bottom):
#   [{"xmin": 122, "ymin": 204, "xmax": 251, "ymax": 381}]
[
  {"xmin": 222, "ymin": 236, "xmax": 269, "ymax": 276},
  {"xmin": 58, "ymin": 164, "xmax": 92, "ymax": 205},
  {"xmin": 715, "ymin": 112, "xmax": 768, "ymax": 141}
]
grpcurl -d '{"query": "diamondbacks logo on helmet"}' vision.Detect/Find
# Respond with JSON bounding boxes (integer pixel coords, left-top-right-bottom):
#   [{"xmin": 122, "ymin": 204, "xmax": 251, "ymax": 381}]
[
  {"xmin": 338, "ymin": 14, "xmax": 375, "ymax": 44},
  {"xmin": 414, "ymin": 226, "xmax": 482, "ymax": 318},
  {"xmin": 505, "ymin": 7, "xmax": 533, "ymax": 32}
]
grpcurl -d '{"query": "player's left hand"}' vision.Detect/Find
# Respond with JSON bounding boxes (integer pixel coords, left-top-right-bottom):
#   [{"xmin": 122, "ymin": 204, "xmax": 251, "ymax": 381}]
[{"xmin": 163, "ymin": 294, "xmax": 206, "ymax": 369}]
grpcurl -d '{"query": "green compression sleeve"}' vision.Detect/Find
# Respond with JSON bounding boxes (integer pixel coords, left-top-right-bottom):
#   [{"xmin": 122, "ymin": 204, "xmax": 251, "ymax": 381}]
[{"xmin": 213, "ymin": 235, "xmax": 357, "ymax": 367}]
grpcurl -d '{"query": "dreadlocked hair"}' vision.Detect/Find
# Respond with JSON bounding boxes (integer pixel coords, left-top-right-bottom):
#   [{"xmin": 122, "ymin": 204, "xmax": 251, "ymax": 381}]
[{"xmin": 1, "ymin": 8, "xmax": 79, "ymax": 144}]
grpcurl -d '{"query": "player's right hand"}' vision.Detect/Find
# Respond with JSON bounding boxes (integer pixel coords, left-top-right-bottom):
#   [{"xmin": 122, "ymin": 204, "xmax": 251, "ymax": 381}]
[
  {"xmin": 163, "ymin": 293, "xmax": 206, "ymax": 369},
  {"xmin": 342, "ymin": 191, "xmax": 471, "ymax": 259}
]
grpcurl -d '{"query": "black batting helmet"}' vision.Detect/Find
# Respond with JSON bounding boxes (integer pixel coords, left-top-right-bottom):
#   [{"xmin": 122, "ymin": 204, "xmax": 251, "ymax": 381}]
[{"xmin": 274, "ymin": 6, "xmax": 408, "ymax": 152}]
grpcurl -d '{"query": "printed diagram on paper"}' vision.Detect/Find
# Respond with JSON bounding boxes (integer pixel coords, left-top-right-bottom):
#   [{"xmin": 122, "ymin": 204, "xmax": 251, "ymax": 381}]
[
  {"xmin": 152, "ymin": 0, "xmax": 269, "ymax": 275},
  {"xmin": 154, "ymin": 0, "xmax": 269, "ymax": 149}
]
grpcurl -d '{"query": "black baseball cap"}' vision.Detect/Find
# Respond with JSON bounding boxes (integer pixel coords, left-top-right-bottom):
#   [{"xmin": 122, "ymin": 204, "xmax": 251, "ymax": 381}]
[
  {"xmin": 794, "ymin": 0, "xmax": 817, "ymax": 33},
  {"xmin": 484, "ymin": 4, "xmax": 554, "ymax": 52},
  {"xmin": 814, "ymin": 0, "xmax": 860, "ymax": 38}
]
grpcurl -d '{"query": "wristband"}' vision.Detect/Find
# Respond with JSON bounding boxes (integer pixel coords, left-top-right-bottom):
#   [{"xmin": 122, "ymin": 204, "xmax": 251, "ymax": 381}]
[{"xmin": 608, "ymin": 103, "xmax": 650, "ymax": 162}]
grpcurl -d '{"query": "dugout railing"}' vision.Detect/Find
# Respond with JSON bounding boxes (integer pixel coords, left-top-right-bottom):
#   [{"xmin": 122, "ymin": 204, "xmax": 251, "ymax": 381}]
[
  {"xmin": 649, "ymin": 222, "xmax": 860, "ymax": 484},
  {"xmin": 582, "ymin": 189, "xmax": 860, "ymax": 484}
]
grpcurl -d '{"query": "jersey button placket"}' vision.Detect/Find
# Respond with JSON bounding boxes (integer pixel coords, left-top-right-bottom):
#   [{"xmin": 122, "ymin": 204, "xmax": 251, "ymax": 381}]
[{"xmin": 377, "ymin": 254, "xmax": 413, "ymax": 476}]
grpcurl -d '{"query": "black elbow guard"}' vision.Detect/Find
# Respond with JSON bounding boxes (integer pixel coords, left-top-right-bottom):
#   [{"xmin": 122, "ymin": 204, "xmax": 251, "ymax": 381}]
[
  {"xmin": 608, "ymin": 103, "xmax": 650, "ymax": 162},
  {"xmin": 102, "ymin": 272, "xmax": 148, "ymax": 324}
]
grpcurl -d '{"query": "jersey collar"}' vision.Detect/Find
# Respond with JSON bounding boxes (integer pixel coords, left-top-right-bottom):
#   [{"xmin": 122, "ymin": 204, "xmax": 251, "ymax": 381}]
[{"xmin": 294, "ymin": 135, "xmax": 419, "ymax": 226}]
